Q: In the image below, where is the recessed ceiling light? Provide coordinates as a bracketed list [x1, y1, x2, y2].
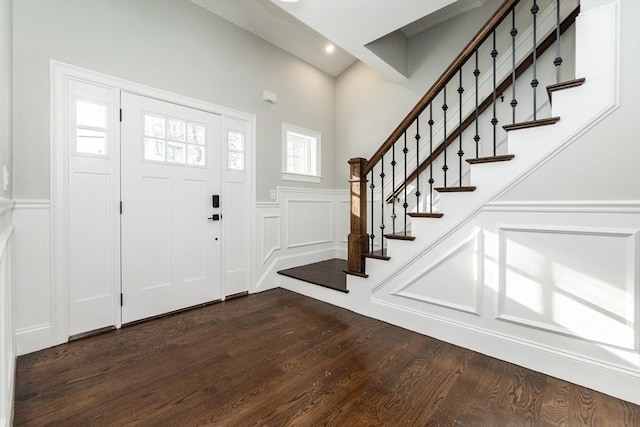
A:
[325, 44, 335, 54]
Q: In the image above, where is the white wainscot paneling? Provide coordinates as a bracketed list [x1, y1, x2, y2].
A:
[498, 225, 639, 351]
[13, 201, 52, 355]
[391, 230, 483, 315]
[222, 181, 248, 296]
[286, 200, 332, 249]
[337, 199, 350, 245]
[0, 198, 15, 427]
[262, 215, 281, 264]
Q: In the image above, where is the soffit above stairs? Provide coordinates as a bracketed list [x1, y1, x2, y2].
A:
[191, 0, 487, 81]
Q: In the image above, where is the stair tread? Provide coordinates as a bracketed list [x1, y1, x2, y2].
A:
[384, 233, 416, 241]
[547, 77, 586, 94]
[435, 186, 477, 193]
[407, 212, 444, 218]
[344, 269, 369, 278]
[503, 117, 560, 131]
[466, 154, 515, 164]
[364, 249, 390, 261]
[547, 78, 586, 104]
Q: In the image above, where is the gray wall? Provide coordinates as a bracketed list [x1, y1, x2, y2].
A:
[1, 0, 11, 199]
[12, 0, 336, 201]
[335, 2, 499, 186]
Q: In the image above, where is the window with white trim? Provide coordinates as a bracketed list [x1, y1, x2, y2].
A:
[281, 123, 321, 183]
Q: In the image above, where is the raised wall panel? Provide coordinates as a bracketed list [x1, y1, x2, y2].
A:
[140, 177, 171, 290]
[71, 172, 112, 301]
[393, 231, 483, 315]
[223, 182, 247, 295]
[287, 200, 332, 248]
[262, 215, 281, 264]
[337, 200, 350, 244]
[178, 179, 207, 283]
[498, 226, 638, 350]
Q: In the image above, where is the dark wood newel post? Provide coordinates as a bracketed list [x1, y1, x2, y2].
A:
[347, 157, 369, 274]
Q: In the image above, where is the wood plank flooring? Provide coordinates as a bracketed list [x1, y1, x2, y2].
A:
[14, 289, 639, 426]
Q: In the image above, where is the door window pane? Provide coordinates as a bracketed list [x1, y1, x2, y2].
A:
[167, 119, 186, 141]
[187, 123, 205, 145]
[144, 138, 166, 162]
[76, 100, 106, 128]
[227, 130, 245, 171]
[76, 128, 107, 155]
[187, 145, 205, 166]
[145, 114, 166, 138]
[167, 142, 186, 164]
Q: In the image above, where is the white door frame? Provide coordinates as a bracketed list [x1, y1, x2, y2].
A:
[51, 61, 256, 345]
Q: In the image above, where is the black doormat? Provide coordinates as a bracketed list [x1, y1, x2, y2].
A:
[277, 258, 348, 293]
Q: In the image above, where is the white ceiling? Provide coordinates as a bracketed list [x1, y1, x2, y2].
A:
[192, 0, 484, 81]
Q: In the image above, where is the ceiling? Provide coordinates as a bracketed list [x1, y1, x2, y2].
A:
[191, 0, 485, 81]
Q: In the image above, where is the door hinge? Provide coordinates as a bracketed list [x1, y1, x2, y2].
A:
[120, 293, 124, 306]
[120, 201, 123, 214]
[119, 109, 123, 122]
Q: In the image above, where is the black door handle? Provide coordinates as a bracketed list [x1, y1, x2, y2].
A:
[208, 214, 221, 221]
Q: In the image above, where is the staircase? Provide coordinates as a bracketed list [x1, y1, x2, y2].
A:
[346, 0, 582, 277]
[280, 0, 638, 405]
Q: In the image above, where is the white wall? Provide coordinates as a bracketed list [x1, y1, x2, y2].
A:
[12, 0, 336, 202]
[0, 0, 14, 425]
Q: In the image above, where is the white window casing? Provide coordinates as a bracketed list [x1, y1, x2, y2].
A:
[281, 123, 321, 183]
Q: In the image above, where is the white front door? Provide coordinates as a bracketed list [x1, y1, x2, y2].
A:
[121, 92, 222, 324]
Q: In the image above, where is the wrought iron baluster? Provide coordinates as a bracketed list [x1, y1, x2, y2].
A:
[391, 143, 396, 234]
[457, 69, 464, 186]
[491, 30, 498, 156]
[415, 117, 421, 212]
[428, 104, 434, 213]
[379, 154, 385, 253]
[370, 169, 375, 252]
[403, 132, 408, 235]
[532, 0, 539, 120]
[554, 0, 562, 83]
[511, 8, 518, 124]
[442, 86, 448, 187]
[474, 50, 480, 158]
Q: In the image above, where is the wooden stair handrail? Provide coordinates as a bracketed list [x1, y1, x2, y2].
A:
[384, 4, 581, 203]
[362, 0, 520, 177]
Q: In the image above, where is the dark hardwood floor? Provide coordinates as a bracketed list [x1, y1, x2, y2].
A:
[14, 289, 639, 426]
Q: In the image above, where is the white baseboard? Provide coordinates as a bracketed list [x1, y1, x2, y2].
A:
[372, 297, 640, 404]
[16, 324, 52, 355]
